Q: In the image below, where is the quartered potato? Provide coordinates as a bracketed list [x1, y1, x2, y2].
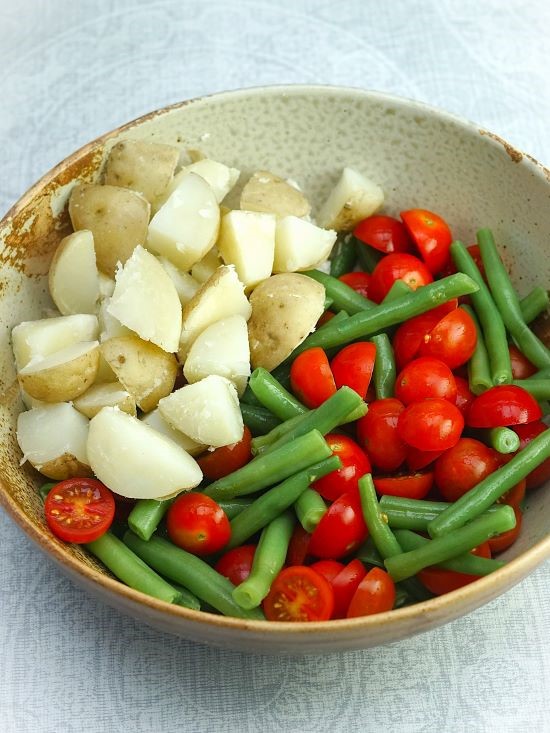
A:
[217, 210, 276, 289]
[158, 159, 240, 208]
[247, 273, 325, 371]
[98, 272, 116, 300]
[48, 230, 100, 315]
[87, 407, 202, 499]
[140, 408, 205, 457]
[273, 216, 337, 272]
[73, 381, 137, 418]
[317, 167, 384, 231]
[191, 246, 223, 284]
[107, 245, 182, 353]
[158, 257, 200, 305]
[69, 183, 150, 277]
[98, 298, 133, 342]
[12, 314, 99, 370]
[17, 403, 92, 480]
[240, 170, 311, 218]
[101, 334, 178, 412]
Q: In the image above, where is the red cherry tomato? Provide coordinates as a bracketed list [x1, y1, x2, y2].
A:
[406, 447, 445, 471]
[398, 398, 464, 451]
[497, 478, 526, 509]
[392, 301, 458, 369]
[197, 426, 252, 480]
[286, 525, 312, 566]
[467, 244, 486, 280]
[166, 493, 231, 556]
[488, 507, 522, 554]
[368, 253, 434, 303]
[400, 209, 453, 274]
[308, 492, 368, 559]
[317, 310, 335, 328]
[373, 472, 434, 500]
[290, 347, 337, 408]
[44, 478, 115, 544]
[346, 567, 396, 618]
[313, 434, 371, 502]
[309, 559, 345, 584]
[418, 308, 477, 369]
[509, 345, 537, 379]
[331, 559, 367, 618]
[356, 398, 408, 472]
[433, 438, 501, 502]
[263, 566, 334, 621]
[512, 422, 550, 489]
[454, 376, 475, 417]
[419, 542, 491, 595]
[330, 341, 376, 399]
[353, 215, 413, 254]
[338, 271, 371, 299]
[395, 357, 457, 405]
[215, 545, 256, 586]
[467, 385, 542, 428]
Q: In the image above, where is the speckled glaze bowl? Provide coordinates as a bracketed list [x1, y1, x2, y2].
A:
[1, 86, 549, 654]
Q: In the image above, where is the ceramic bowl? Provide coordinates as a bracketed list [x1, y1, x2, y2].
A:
[1, 86, 549, 654]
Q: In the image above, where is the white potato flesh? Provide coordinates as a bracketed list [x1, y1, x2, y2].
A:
[73, 381, 137, 418]
[317, 167, 384, 231]
[108, 245, 182, 353]
[159, 375, 243, 448]
[98, 298, 133, 342]
[217, 210, 276, 290]
[17, 403, 92, 480]
[98, 272, 115, 300]
[191, 246, 223, 284]
[48, 230, 100, 315]
[12, 314, 98, 370]
[18, 341, 100, 402]
[178, 265, 251, 361]
[87, 407, 202, 499]
[240, 170, 311, 218]
[141, 408, 205, 457]
[20, 389, 47, 410]
[158, 257, 200, 305]
[273, 216, 337, 272]
[104, 139, 179, 205]
[147, 172, 220, 271]
[184, 315, 250, 396]
[159, 159, 240, 208]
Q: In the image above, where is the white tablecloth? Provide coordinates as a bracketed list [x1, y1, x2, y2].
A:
[1, 2, 549, 731]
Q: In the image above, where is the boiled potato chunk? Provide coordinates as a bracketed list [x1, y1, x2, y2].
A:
[178, 265, 251, 361]
[184, 315, 250, 396]
[101, 334, 178, 412]
[191, 246, 223, 284]
[18, 341, 100, 402]
[87, 407, 202, 499]
[158, 257, 200, 305]
[73, 381, 136, 418]
[12, 314, 98, 370]
[107, 245, 182, 353]
[273, 216, 337, 272]
[159, 159, 240, 207]
[317, 167, 384, 231]
[147, 172, 220, 271]
[48, 230, 100, 315]
[217, 210, 276, 289]
[98, 272, 115, 300]
[98, 298, 132, 342]
[240, 170, 311, 218]
[159, 375, 243, 448]
[104, 139, 179, 205]
[141, 408, 205, 457]
[17, 403, 92, 480]
[69, 183, 150, 277]
[248, 273, 325, 370]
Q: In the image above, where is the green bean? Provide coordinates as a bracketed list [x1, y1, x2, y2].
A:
[226, 456, 341, 549]
[170, 583, 202, 611]
[512, 379, 550, 401]
[462, 305, 493, 395]
[483, 427, 521, 454]
[38, 482, 57, 502]
[232, 512, 294, 609]
[386, 505, 516, 581]
[295, 489, 327, 533]
[248, 368, 307, 421]
[520, 286, 549, 324]
[240, 384, 263, 407]
[303, 269, 376, 314]
[392, 530, 505, 576]
[216, 497, 254, 520]
[355, 536, 385, 567]
[330, 235, 358, 278]
[123, 532, 265, 620]
[240, 402, 281, 436]
[324, 296, 334, 311]
[379, 495, 499, 532]
[526, 367, 550, 380]
[429, 428, 550, 537]
[382, 280, 413, 303]
[251, 413, 306, 454]
[371, 333, 396, 399]
[128, 498, 174, 541]
[355, 238, 383, 272]
[477, 228, 550, 369]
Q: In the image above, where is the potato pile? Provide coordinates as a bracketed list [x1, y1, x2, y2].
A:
[14, 139, 383, 499]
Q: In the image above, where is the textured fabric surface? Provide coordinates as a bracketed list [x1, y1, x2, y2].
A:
[1, 1, 550, 731]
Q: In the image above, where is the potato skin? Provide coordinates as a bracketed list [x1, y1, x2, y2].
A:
[18, 345, 100, 402]
[104, 140, 179, 204]
[38, 454, 93, 481]
[240, 170, 311, 218]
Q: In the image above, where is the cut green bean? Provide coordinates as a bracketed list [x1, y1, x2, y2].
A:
[216, 497, 254, 520]
[249, 368, 307, 421]
[294, 489, 327, 533]
[387, 506, 515, 581]
[324, 296, 334, 311]
[38, 482, 57, 502]
[356, 536, 385, 567]
[123, 532, 265, 620]
[371, 333, 396, 399]
[240, 402, 281, 436]
[520, 286, 549, 324]
[355, 238, 383, 272]
[226, 456, 341, 549]
[429, 428, 550, 537]
[240, 384, 263, 407]
[379, 495, 499, 532]
[483, 426, 521, 454]
[232, 512, 295, 609]
[251, 413, 306, 454]
[303, 269, 376, 314]
[462, 305, 493, 395]
[512, 379, 550, 401]
[382, 280, 413, 303]
[128, 498, 174, 541]
[526, 367, 550, 380]
[330, 235, 357, 278]
[170, 583, 202, 611]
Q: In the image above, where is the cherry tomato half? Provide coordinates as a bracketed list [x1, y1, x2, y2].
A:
[338, 271, 371, 299]
[215, 545, 256, 586]
[395, 357, 457, 405]
[511, 421, 550, 489]
[309, 559, 346, 584]
[392, 301, 458, 370]
[346, 567, 396, 618]
[398, 398, 464, 451]
[330, 341, 376, 399]
[418, 307, 477, 369]
[356, 398, 408, 472]
[308, 492, 368, 559]
[197, 426, 252, 480]
[467, 385, 542, 428]
[331, 559, 367, 618]
[167, 493, 231, 556]
[419, 542, 491, 595]
[454, 376, 475, 417]
[373, 472, 434, 500]
[406, 447, 445, 471]
[433, 438, 500, 502]
[263, 566, 334, 622]
[509, 344, 537, 380]
[353, 215, 413, 254]
[488, 507, 522, 554]
[44, 478, 115, 544]
[400, 208, 453, 275]
[290, 347, 336, 408]
[368, 253, 434, 303]
[313, 434, 371, 502]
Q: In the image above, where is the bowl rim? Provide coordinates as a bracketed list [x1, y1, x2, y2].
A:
[1, 83, 549, 637]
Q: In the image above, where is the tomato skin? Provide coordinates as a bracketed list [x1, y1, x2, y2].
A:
[454, 376, 475, 417]
[497, 478, 526, 509]
[338, 271, 371, 299]
[395, 356, 457, 406]
[406, 447, 444, 471]
[308, 492, 368, 559]
[398, 398, 464, 451]
[467, 385, 542, 428]
[433, 438, 500, 502]
[419, 542, 491, 595]
[356, 398, 408, 472]
[400, 209, 453, 275]
[215, 545, 256, 586]
[392, 301, 458, 369]
[331, 559, 367, 618]
[309, 559, 345, 584]
[488, 507, 522, 554]
[197, 426, 252, 480]
[290, 347, 337, 408]
[509, 345, 537, 379]
[286, 525, 312, 566]
[317, 310, 335, 328]
[44, 478, 115, 544]
[353, 215, 413, 254]
[368, 253, 434, 303]
[373, 472, 434, 500]
[330, 342, 376, 399]
[263, 566, 334, 622]
[167, 493, 231, 556]
[512, 422, 550, 489]
[346, 567, 396, 618]
[313, 434, 371, 502]
[418, 308, 477, 369]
